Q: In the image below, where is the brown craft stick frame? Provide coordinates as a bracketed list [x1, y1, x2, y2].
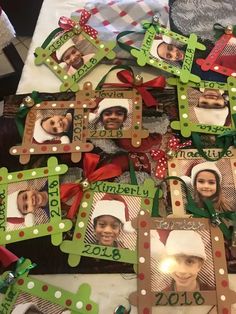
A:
[129, 212, 236, 313]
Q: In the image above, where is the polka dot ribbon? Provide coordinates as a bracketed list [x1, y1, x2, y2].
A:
[150, 136, 192, 179]
[58, 9, 98, 39]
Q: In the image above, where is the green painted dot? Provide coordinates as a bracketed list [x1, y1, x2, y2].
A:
[183, 123, 188, 127]
[232, 96, 236, 100]
[134, 125, 139, 129]
[180, 105, 185, 109]
[180, 87, 184, 91]
[135, 106, 140, 110]
[85, 93, 90, 96]
[229, 82, 234, 86]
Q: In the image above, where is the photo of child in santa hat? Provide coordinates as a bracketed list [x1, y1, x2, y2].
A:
[90, 194, 135, 248]
[89, 98, 131, 130]
[33, 110, 73, 144]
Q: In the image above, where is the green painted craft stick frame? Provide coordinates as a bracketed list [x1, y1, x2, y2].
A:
[60, 179, 157, 267]
[0, 259, 99, 314]
[130, 20, 205, 84]
[34, 25, 116, 92]
[0, 157, 72, 246]
[168, 76, 236, 137]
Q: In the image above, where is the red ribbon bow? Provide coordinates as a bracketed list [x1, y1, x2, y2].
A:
[60, 153, 122, 219]
[150, 136, 192, 179]
[0, 246, 18, 268]
[59, 9, 98, 39]
[103, 69, 166, 107]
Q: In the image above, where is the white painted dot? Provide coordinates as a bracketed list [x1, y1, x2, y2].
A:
[83, 104, 87, 108]
[46, 58, 50, 62]
[214, 66, 219, 70]
[219, 268, 225, 275]
[53, 66, 58, 70]
[7, 175, 13, 180]
[144, 232, 148, 236]
[139, 257, 145, 263]
[52, 147, 57, 152]
[31, 171, 36, 176]
[12, 149, 17, 154]
[36, 104, 41, 108]
[52, 103, 57, 107]
[231, 72, 236, 77]
[63, 75, 68, 80]
[84, 115, 87, 119]
[33, 229, 39, 235]
[150, 59, 154, 64]
[81, 202, 88, 208]
[55, 166, 61, 172]
[171, 171, 177, 176]
[140, 210, 145, 215]
[78, 222, 85, 228]
[214, 236, 219, 241]
[176, 70, 180, 74]
[137, 141, 140, 145]
[141, 289, 146, 295]
[231, 87, 236, 92]
[100, 44, 105, 48]
[173, 190, 180, 196]
[5, 234, 11, 241]
[29, 148, 35, 153]
[134, 101, 138, 105]
[76, 301, 83, 309]
[233, 106, 236, 111]
[182, 113, 188, 118]
[137, 121, 140, 124]
[27, 282, 35, 289]
[59, 223, 65, 229]
[55, 291, 62, 298]
[220, 295, 226, 301]
[181, 95, 186, 100]
[69, 103, 74, 107]
[87, 82, 91, 86]
[75, 146, 81, 150]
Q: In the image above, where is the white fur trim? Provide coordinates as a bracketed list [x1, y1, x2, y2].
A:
[180, 175, 192, 186]
[0, 10, 15, 50]
[7, 191, 23, 218]
[97, 98, 130, 116]
[33, 118, 55, 143]
[11, 302, 39, 314]
[83, 53, 95, 63]
[194, 106, 229, 126]
[166, 230, 206, 260]
[56, 38, 75, 61]
[150, 230, 166, 259]
[24, 213, 34, 227]
[60, 135, 70, 144]
[191, 162, 222, 186]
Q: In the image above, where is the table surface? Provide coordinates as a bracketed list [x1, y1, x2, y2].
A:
[15, 0, 236, 313]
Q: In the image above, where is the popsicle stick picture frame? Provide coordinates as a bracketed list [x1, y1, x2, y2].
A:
[0, 157, 72, 246]
[34, 11, 116, 92]
[196, 29, 236, 78]
[10, 83, 96, 165]
[0, 259, 99, 314]
[60, 179, 157, 267]
[129, 213, 236, 313]
[130, 18, 206, 84]
[168, 76, 236, 137]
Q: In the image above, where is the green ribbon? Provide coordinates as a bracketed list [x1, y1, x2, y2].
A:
[165, 176, 235, 240]
[0, 257, 37, 293]
[128, 158, 138, 186]
[116, 30, 145, 54]
[213, 23, 236, 40]
[142, 21, 161, 34]
[152, 188, 160, 217]
[15, 91, 42, 138]
[41, 27, 63, 49]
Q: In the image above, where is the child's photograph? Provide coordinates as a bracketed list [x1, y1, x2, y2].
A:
[11, 291, 70, 314]
[186, 86, 231, 127]
[149, 35, 185, 69]
[6, 178, 50, 231]
[55, 33, 97, 75]
[88, 98, 133, 131]
[150, 228, 215, 292]
[84, 192, 140, 250]
[32, 109, 74, 144]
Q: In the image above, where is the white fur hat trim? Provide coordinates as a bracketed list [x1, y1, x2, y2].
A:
[91, 199, 135, 233]
[150, 230, 166, 259]
[150, 35, 172, 60]
[194, 106, 229, 126]
[166, 230, 206, 260]
[191, 162, 222, 186]
[7, 191, 23, 218]
[56, 38, 75, 61]
[11, 302, 39, 314]
[33, 118, 55, 143]
[97, 98, 130, 116]
[0, 10, 15, 50]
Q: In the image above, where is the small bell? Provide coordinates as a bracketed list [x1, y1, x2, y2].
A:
[166, 149, 176, 159]
[80, 178, 90, 191]
[152, 14, 160, 25]
[134, 74, 143, 86]
[23, 96, 35, 108]
[225, 25, 233, 34]
[4, 272, 15, 285]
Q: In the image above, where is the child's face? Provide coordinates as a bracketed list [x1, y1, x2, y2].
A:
[198, 88, 225, 109]
[101, 106, 126, 130]
[195, 170, 217, 198]
[62, 46, 83, 69]
[157, 43, 185, 61]
[17, 190, 48, 215]
[42, 114, 71, 135]
[170, 255, 203, 290]
[94, 215, 121, 246]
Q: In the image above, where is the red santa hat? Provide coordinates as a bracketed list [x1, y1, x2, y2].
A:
[11, 303, 39, 314]
[91, 194, 135, 233]
[150, 35, 172, 60]
[56, 38, 75, 61]
[165, 230, 206, 260]
[97, 98, 130, 116]
[7, 191, 34, 227]
[194, 106, 229, 126]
